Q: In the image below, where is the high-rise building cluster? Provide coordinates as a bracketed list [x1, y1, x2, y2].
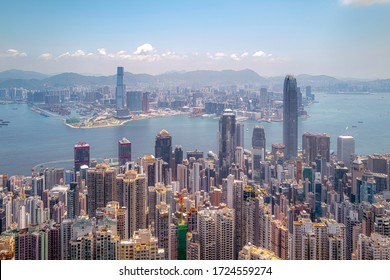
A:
[1, 74, 389, 261]
[115, 66, 150, 118]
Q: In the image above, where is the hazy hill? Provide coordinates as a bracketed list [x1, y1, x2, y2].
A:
[0, 69, 49, 82]
[0, 79, 44, 90]
[156, 69, 268, 85]
[0, 69, 268, 89]
[43, 73, 114, 87]
[1, 69, 389, 91]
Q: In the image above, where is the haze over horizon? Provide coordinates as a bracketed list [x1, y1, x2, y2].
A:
[1, 0, 390, 79]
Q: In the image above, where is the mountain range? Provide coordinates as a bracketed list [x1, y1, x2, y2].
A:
[0, 69, 389, 91]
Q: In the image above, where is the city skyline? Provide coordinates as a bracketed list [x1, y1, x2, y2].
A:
[1, 0, 390, 264]
[2, 77, 390, 260]
[1, 0, 390, 78]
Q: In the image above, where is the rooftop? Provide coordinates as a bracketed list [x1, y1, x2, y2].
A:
[158, 129, 170, 136]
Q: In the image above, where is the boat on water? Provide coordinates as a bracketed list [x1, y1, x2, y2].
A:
[352, 125, 357, 128]
[358, 121, 363, 123]
[40, 112, 50, 117]
[258, 119, 272, 123]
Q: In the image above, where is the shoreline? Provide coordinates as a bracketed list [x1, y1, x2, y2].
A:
[64, 111, 189, 129]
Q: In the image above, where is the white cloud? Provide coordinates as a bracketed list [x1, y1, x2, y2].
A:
[206, 52, 214, 59]
[97, 48, 107, 56]
[57, 52, 70, 59]
[253, 50, 272, 58]
[230, 54, 240, 61]
[0, 49, 27, 57]
[73, 50, 86, 57]
[57, 49, 91, 59]
[205, 50, 276, 61]
[206, 52, 230, 60]
[340, 0, 390, 5]
[215, 52, 227, 58]
[161, 51, 187, 60]
[229, 52, 250, 61]
[133, 43, 154, 56]
[38, 53, 53, 60]
[44, 45, 282, 66]
[116, 50, 132, 59]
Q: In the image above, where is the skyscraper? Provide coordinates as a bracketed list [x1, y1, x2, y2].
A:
[74, 142, 90, 174]
[123, 170, 147, 235]
[219, 109, 236, 181]
[173, 145, 183, 180]
[198, 209, 216, 260]
[215, 207, 235, 260]
[142, 92, 150, 113]
[155, 129, 172, 168]
[118, 138, 132, 165]
[15, 228, 45, 260]
[127, 91, 143, 113]
[302, 132, 330, 165]
[357, 233, 390, 260]
[115, 67, 129, 118]
[259, 88, 269, 109]
[337, 136, 355, 167]
[119, 229, 165, 260]
[236, 122, 244, 148]
[239, 244, 281, 260]
[252, 126, 266, 150]
[252, 126, 266, 183]
[283, 75, 298, 160]
[116, 66, 125, 110]
[48, 224, 61, 260]
[155, 202, 171, 260]
[86, 164, 117, 217]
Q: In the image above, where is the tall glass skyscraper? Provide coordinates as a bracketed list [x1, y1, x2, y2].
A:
[235, 122, 244, 147]
[252, 126, 266, 183]
[127, 91, 143, 113]
[118, 138, 131, 165]
[74, 142, 90, 173]
[252, 126, 266, 150]
[283, 75, 298, 160]
[116, 67, 125, 110]
[218, 109, 236, 181]
[155, 129, 173, 168]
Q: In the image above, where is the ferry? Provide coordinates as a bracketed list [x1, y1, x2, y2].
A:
[258, 119, 271, 123]
[40, 112, 50, 117]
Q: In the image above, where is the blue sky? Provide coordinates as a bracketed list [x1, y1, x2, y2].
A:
[1, 0, 390, 78]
